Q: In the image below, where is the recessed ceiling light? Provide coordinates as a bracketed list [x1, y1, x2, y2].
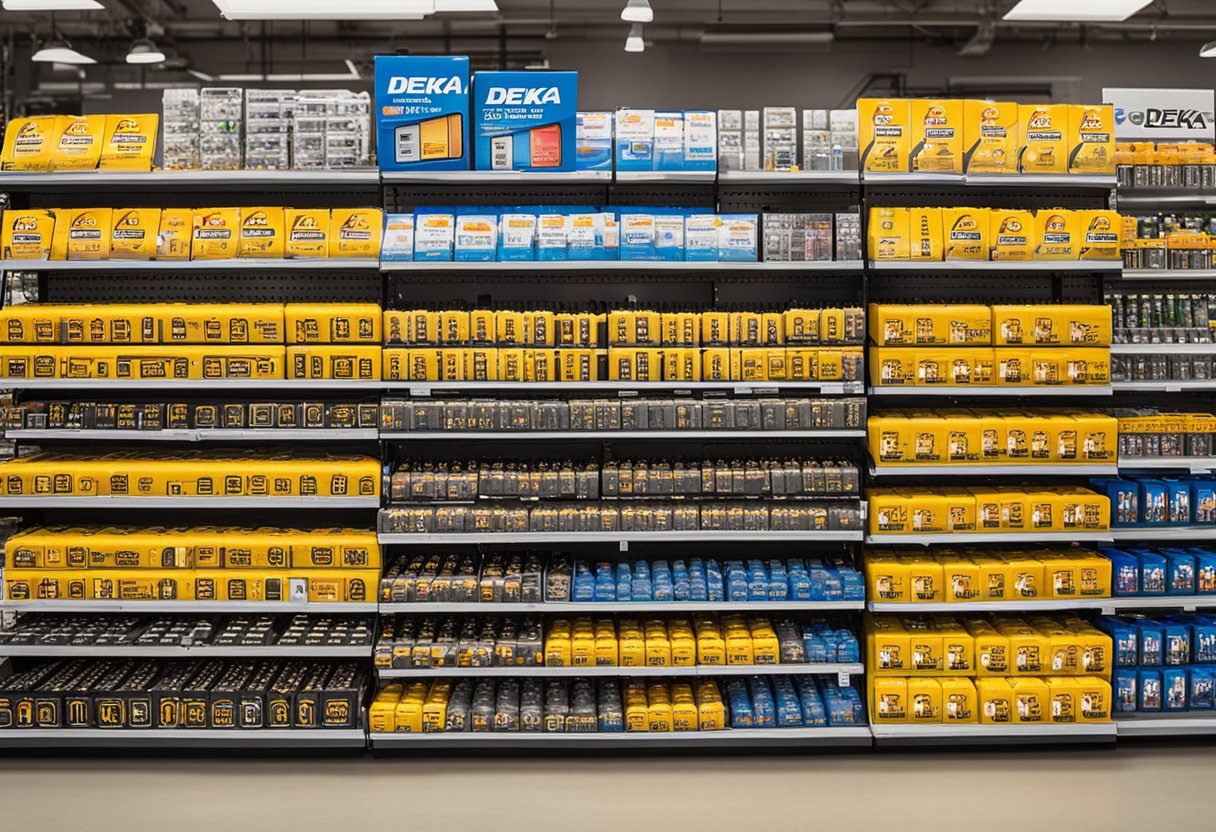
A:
[210, 0, 432, 20]
[621, 0, 652, 23]
[31, 39, 96, 63]
[1003, 0, 1153, 22]
[625, 22, 644, 52]
[2, 0, 102, 9]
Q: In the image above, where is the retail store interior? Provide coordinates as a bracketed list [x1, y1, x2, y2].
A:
[4, 0, 1216, 829]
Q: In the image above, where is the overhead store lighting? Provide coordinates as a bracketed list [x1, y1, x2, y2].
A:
[1003, 0, 1153, 22]
[210, 0, 431, 20]
[2, 0, 102, 9]
[625, 22, 644, 52]
[31, 37, 95, 64]
[434, 0, 497, 9]
[126, 37, 165, 64]
[621, 0, 652, 24]
[958, 21, 996, 57]
[1201, 41, 1216, 57]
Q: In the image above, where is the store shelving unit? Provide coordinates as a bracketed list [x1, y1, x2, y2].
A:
[1109, 527, 1216, 541]
[4, 428, 380, 442]
[867, 260, 1122, 272]
[382, 430, 867, 442]
[0, 729, 368, 750]
[0, 259, 379, 272]
[378, 601, 864, 614]
[370, 726, 873, 749]
[871, 464, 1118, 477]
[0, 496, 379, 508]
[868, 386, 1114, 397]
[864, 532, 1114, 545]
[382, 260, 862, 272]
[376, 664, 864, 679]
[867, 597, 1216, 613]
[0, 379, 387, 391]
[870, 724, 1117, 746]
[1110, 343, 1216, 354]
[1120, 269, 1216, 281]
[0, 169, 382, 189]
[1116, 716, 1216, 737]
[0, 600, 378, 613]
[0, 644, 371, 657]
[1118, 458, 1216, 473]
[378, 531, 864, 545]
[388, 381, 864, 395]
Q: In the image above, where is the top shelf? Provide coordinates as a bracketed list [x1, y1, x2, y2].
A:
[862, 172, 1116, 189]
[0, 169, 382, 190]
[382, 170, 613, 184]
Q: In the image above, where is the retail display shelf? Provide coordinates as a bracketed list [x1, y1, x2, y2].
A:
[381, 170, 612, 184]
[867, 260, 1122, 272]
[867, 597, 1216, 613]
[0, 644, 370, 658]
[0, 600, 378, 613]
[1118, 457, 1216, 473]
[0, 258, 379, 271]
[0, 379, 387, 392]
[0, 729, 368, 749]
[1111, 343, 1216, 354]
[871, 463, 1117, 477]
[376, 663, 863, 679]
[378, 530, 864, 545]
[862, 172, 1115, 188]
[1116, 715, 1216, 737]
[1113, 381, 1216, 392]
[0, 496, 379, 508]
[865, 532, 1114, 545]
[613, 170, 717, 184]
[378, 601, 865, 614]
[0, 169, 381, 188]
[390, 381, 863, 396]
[1120, 269, 1216, 281]
[369, 726, 873, 749]
[5, 428, 380, 442]
[380, 430, 866, 441]
[870, 723, 1117, 745]
[868, 386, 1114, 398]
[380, 260, 862, 272]
[1115, 193, 1216, 209]
[717, 170, 860, 184]
[1110, 527, 1216, 542]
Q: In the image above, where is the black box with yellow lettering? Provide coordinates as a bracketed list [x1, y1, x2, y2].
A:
[209, 663, 257, 729]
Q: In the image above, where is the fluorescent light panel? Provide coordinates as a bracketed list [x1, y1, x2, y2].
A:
[211, 0, 432, 19]
[31, 44, 96, 63]
[1003, 0, 1153, 22]
[621, 0, 652, 23]
[434, 0, 497, 10]
[3, 0, 102, 9]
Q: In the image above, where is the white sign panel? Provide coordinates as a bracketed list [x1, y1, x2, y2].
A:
[1103, 87, 1216, 141]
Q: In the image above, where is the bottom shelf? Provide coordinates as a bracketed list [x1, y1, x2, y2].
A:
[1115, 715, 1216, 737]
[370, 726, 872, 749]
[871, 723, 1117, 746]
[0, 728, 367, 749]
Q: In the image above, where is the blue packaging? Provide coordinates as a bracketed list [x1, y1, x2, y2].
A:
[1139, 550, 1167, 594]
[1114, 668, 1138, 712]
[654, 111, 686, 171]
[575, 112, 613, 171]
[1140, 479, 1168, 524]
[1194, 548, 1216, 593]
[1099, 478, 1139, 526]
[749, 678, 776, 727]
[1101, 617, 1139, 667]
[1194, 480, 1216, 523]
[1139, 620, 1164, 665]
[566, 212, 606, 261]
[1102, 548, 1140, 595]
[535, 212, 568, 261]
[615, 561, 632, 598]
[683, 111, 718, 171]
[1164, 620, 1192, 665]
[1138, 669, 1163, 710]
[594, 562, 615, 601]
[1190, 666, 1216, 708]
[726, 680, 753, 727]
[472, 71, 577, 172]
[795, 677, 828, 726]
[619, 212, 656, 260]
[615, 109, 655, 171]
[1164, 667, 1189, 710]
[717, 214, 759, 262]
[1165, 479, 1193, 524]
[1195, 617, 1216, 662]
[453, 212, 498, 262]
[1166, 549, 1197, 594]
[497, 211, 537, 261]
[684, 214, 720, 261]
[653, 212, 685, 261]
[706, 559, 724, 601]
[374, 55, 470, 172]
[572, 561, 594, 601]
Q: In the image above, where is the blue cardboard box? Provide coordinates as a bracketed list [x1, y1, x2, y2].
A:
[472, 71, 577, 172]
[374, 55, 470, 172]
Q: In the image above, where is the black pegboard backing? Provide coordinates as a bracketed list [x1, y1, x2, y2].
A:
[718, 185, 861, 214]
[860, 185, 1112, 211]
[42, 271, 383, 304]
[1060, 275, 1106, 304]
[1106, 275, 1216, 292]
[16, 190, 381, 211]
[384, 184, 609, 212]
[714, 273, 864, 306]
[608, 183, 716, 209]
[867, 272, 1057, 304]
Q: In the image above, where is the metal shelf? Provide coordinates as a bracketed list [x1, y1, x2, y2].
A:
[381, 430, 866, 442]
[868, 385, 1113, 398]
[0, 496, 378, 508]
[868, 260, 1122, 272]
[865, 532, 1114, 545]
[381, 170, 612, 184]
[1120, 269, 1216, 281]
[1113, 381, 1216, 392]
[1110, 527, 1216, 542]
[376, 663, 862, 679]
[378, 530, 863, 545]
[717, 171, 859, 185]
[1116, 193, 1216, 209]
[1119, 457, 1216, 474]
[0, 600, 377, 613]
[614, 171, 717, 184]
[1116, 715, 1216, 737]
[379, 601, 864, 614]
[1111, 343, 1216, 355]
[862, 172, 1116, 189]
[869, 599, 1122, 613]
[0, 644, 370, 658]
[0, 169, 381, 188]
[381, 260, 861, 272]
[370, 726, 872, 749]
[0, 379, 386, 391]
[392, 381, 863, 396]
[0, 728, 367, 749]
[1, 258, 378, 271]
[871, 463, 1117, 477]
[861, 172, 965, 185]
[871, 723, 1116, 745]
[5, 428, 380, 442]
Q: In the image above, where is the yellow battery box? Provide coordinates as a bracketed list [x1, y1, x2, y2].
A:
[870, 347, 915, 386]
[943, 207, 988, 260]
[867, 206, 909, 260]
[156, 209, 192, 260]
[945, 557, 982, 603]
[109, 208, 161, 260]
[970, 622, 1010, 675]
[285, 209, 330, 258]
[910, 99, 963, 174]
[1019, 104, 1069, 174]
[99, 114, 158, 171]
[869, 489, 911, 534]
[908, 558, 944, 601]
[191, 208, 240, 259]
[909, 207, 944, 260]
[1, 116, 62, 171]
[157, 304, 284, 344]
[977, 677, 1014, 723]
[2, 209, 55, 260]
[859, 98, 911, 172]
[329, 208, 383, 258]
[1073, 676, 1112, 721]
[870, 677, 909, 723]
[1078, 210, 1121, 261]
[908, 677, 943, 722]
[662, 347, 701, 382]
[1034, 209, 1079, 259]
[49, 115, 106, 171]
[1068, 104, 1115, 174]
[237, 207, 286, 258]
[963, 99, 1019, 174]
[942, 677, 978, 723]
[51, 208, 112, 260]
[287, 303, 381, 344]
[989, 209, 1035, 260]
[1009, 677, 1049, 722]
[866, 555, 909, 604]
[868, 414, 910, 463]
[287, 345, 380, 380]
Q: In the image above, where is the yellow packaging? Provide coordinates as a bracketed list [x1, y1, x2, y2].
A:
[285, 209, 330, 258]
[871, 348, 915, 386]
[1068, 104, 1115, 174]
[906, 414, 946, 462]
[368, 689, 400, 733]
[867, 304, 991, 346]
[944, 557, 982, 603]
[1009, 677, 1049, 723]
[907, 677, 943, 722]
[48, 208, 112, 261]
[157, 304, 283, 344]
[0, 116, 62, 171]
[869, 489, 911, 534]
[1072, 676, 1112, 722]
[237, 207, 285, 258]
[288, 345, 380, 380]
[671, 698, 698, 731]
[287, 304, 381, 344]
[647, 700, 674, 733]
[859, 98, 911, 173]
[963, 99, 1019, 174]
[191, 208, 240, 260]
[91, 570, 192, 601]
[2, 210, 55, 260]
[870, 677, 909, 723]
[977, 677, 1014, 724]
[522, 311, 556, 346]
[1006, 556, 1044, 600]
[696, 698, 725, 731]
[970, 622, 1010, 675]
[867, 557, 910, 605]
[910, 99, 963, 174]
[1034, 209, 1079, 260]
[867, 206, 909, 260]
[1076, 553, 1112, 598]
[943, 207, 988, 260]
[869, 415, 910, 464]
[915, 351, 950, 386]
[49, 115, 106, 171]
[156, 209, 192, 260]
[695, 630, 726, 667]
[908, 558, 944, 601]
[608, 347, 660, 382]
[4, 570, 87, 601]
[909, 207, 944, 260]
[329, 208, 383, 258]
[1019, 104, 1069, 174]
[946, 411, 985, 462]
[989, 209, 1035, 260]
[662, 347, 701, 382]
[997, 349, 1030, 385]
[109, 208, 161, 260]
[941, 677, 978, 723]
[99, 114, 158, 171]
[1066, 348, 1111, 386]
[1077, 210, 1121, 261]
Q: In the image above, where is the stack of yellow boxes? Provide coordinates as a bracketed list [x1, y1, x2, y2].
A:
[624, 680, 725, 731]
[867, 487, 1110, 536]
[866, 614, 1113, 725]
[382, 307, 864, 384]
[0, 114, 159, 172]
[864, 548, 1112, 604]
[286, 303, 382, 381]
[2, 526, 380, 603]
[0, 206, 383, 261]
[539, 615, 781, 668]
[857, 99, 1115, 176]
[868, 303, 1112, 388]
[868, 410, 1118, 466]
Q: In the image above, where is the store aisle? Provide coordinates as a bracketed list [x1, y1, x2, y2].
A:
[1, 745, 1210, 832]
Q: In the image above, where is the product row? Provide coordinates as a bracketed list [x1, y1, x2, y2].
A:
[4, 570, 376, 604]
[2, 207, 382, 261]
[1104, 547, 1216, 597]
[864, 549, 1112, 604]
[1116, 410, 1216, 460]
[869, 675, 1112, 724]
[867, 487, 1110, 535]
[4, 400, 381, 432]
[1116, 142, 1216, 191]
[717, 107, 857, 172]
[0, 452, 380, 498]
[867, 207, 1119, 262]
[1111, 352, 1216, 384]
[387, 458, 860, 502]
[378, 502, 862, 535]
[869, 304, 1111, 347]
[0, 614, 376, 648]
[373, 614, 859, 669]
[0, 659, 366, 729]
[870, 348, 1111, 388]
[378, 553, 865, 604]
[1095, 476, 1216, 527]
[1107, 292, 1216, 343]
[1099, 615, 1216, 668]
[379, 397, 865, 434]
[1120, 233, 1216, 272]
[1, 114, 159, 172]
[1114, 666, 1216, 713]
[369, 676, 867, 733]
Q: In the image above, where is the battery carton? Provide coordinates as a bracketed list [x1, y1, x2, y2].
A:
[1068, 104, 1115, 174]
[191, 207, 240, 260]
[472, 71, 576, 172]
[51, 208, 112, 261]
[988, 209, 1035, 260]
[375, 55, 470, 172]
[942, 207, 987, 260]
[616, 109, 655, 171]
[156, 209, 192, 260]
[1018, 104, 1068, 174]
[2, 209, 55, 260]
[1078, 209, 1121, 261]
[0, 116, 63, 171]
[330, 208, 383, 258]
[237, 207, 285, 258]
[910, 99, 963, 174]
[285, 209, 330, 258]
[963, 99, 1019, 174]
[858, 98, 910, 173]
[110, 208, 161, 260]
[98, 114, 158, 171]
[49, 115, 106, 171]
[576, 111, 613, 171]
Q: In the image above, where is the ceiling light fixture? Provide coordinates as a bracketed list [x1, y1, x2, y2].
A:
[31, 38, 95, 64]
[621, 0, 652, 23]
[434, 0, 497, 10]
[1003, 0, 1153, 22]
[126, 37, 165, 64]
[2, 0, 102, 9]
[210, 0, 432, 20]
[625, 22, 644, 52]
[1201, 41, 1216, 58]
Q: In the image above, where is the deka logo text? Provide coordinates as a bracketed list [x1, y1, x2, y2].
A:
[386, 76, 465, 95]
[485, 87, 562, 105]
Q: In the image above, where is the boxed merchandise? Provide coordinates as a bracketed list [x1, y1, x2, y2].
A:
[288, 345, 381, 380]
[0, 116, 62, 171]
[99, 114, 158, 171]
[454, 214, 498, 261]
[963, 99, 1019, 174]
[381, 214, 415, 262]
[156, 209, 192, 260]
[1019, 104, 1068, 174]
[576, 112, 614, 171]
[858, 98, 910, 173]
[287, 304, 380, 344]
[1078, 210, 1121, 261]
[109, 208, 161, 260]
[49, 116, 106, 171]
[191, 208, 240, 260]
[1068, 104, 1115, 174]
[236, 207, 285, 258]
[329, 208, 383, 258]
[50, 208, 112, 261]
[910, 99, 963, 174]
[285, 209, 331, 258]
[988, 209, 1035, 260]
[942, 207, 988, 260]
[414, 212, 456, 261]
[472, 71, 576, 171]
[615, 109, 655, 170]
[2, 210, 55, 260]
[374, 55, 469, 172]
[1034, 210, 1079, 260]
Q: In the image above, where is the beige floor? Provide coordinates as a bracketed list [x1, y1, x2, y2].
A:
[1, 745, 1213, 831]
